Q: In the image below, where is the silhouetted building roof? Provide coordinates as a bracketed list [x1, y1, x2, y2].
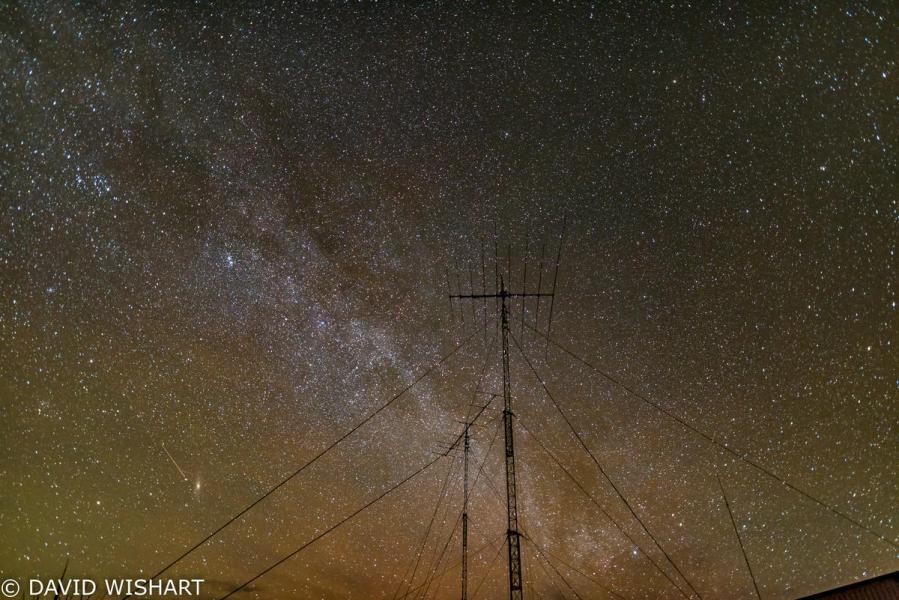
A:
[799, 571, 898, 599]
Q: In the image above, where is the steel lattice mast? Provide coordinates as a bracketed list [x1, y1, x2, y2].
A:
[450, 276, 553, 600]
[499, 281, 523, 599]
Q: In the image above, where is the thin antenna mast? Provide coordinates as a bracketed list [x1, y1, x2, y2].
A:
[461, 421, 470, 600]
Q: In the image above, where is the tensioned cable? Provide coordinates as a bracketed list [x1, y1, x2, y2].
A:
[391, 456, 459, 600]
[524, 321, 899, 550]
[222, 380, 502, 600]
[474, 457, 508, 509]
[419, 337, 500, 600]
[399, 533, 506, 600]
[717, 474, 762, 600]
[398, 407, 504, 600]
[396, 405, 503, 600]
[521, 532, 540, 600]
[528, 539, 571, 600]
[518, 505, 624, 600]
[395, 330, 499, 600]
[519, 418, 666, 600]
[511, 331, 701, 600]
[530, 540, 585, 600]
[417, 466, 466, 600]
[464, 411, 507, 526]
[470, 536, 504, 600]
[520, 527, 627, 600]
[124, 330, 479, 599]
[218, 454, 445, 600]
[416, 421, 498, 600]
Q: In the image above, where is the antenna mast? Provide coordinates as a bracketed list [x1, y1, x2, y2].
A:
[499, 277, 524, 599]
[461, 421, 470, 600]
[450, 273, 553, 600]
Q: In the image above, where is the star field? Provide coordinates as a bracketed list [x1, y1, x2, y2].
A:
[0, 3, 896, 599]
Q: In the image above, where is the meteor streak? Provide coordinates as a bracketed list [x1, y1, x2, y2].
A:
[162, 444, 188, 481]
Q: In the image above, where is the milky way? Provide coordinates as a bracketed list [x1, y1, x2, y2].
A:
[1, 3, 896, 599]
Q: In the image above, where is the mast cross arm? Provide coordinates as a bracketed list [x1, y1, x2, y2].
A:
[449, 293, 554, 299]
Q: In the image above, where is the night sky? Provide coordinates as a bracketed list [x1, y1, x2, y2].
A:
[1, 3, 897, 599]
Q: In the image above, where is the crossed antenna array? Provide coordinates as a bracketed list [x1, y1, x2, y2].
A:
[444, 216, 567, 350]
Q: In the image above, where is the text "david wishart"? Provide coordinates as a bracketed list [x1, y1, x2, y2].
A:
[29, 578, 204, 597]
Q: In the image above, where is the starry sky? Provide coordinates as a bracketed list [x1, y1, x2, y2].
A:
[1, 2, 897, 599]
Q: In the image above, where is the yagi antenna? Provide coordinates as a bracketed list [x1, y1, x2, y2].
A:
[448, 233, 557, 600]
[442, 221, 566, 600]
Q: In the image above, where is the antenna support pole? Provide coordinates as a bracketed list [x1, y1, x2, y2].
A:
[450, 275, 551, 600]
[462, 421, 470, 600]
[500, 278, 524, 600]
